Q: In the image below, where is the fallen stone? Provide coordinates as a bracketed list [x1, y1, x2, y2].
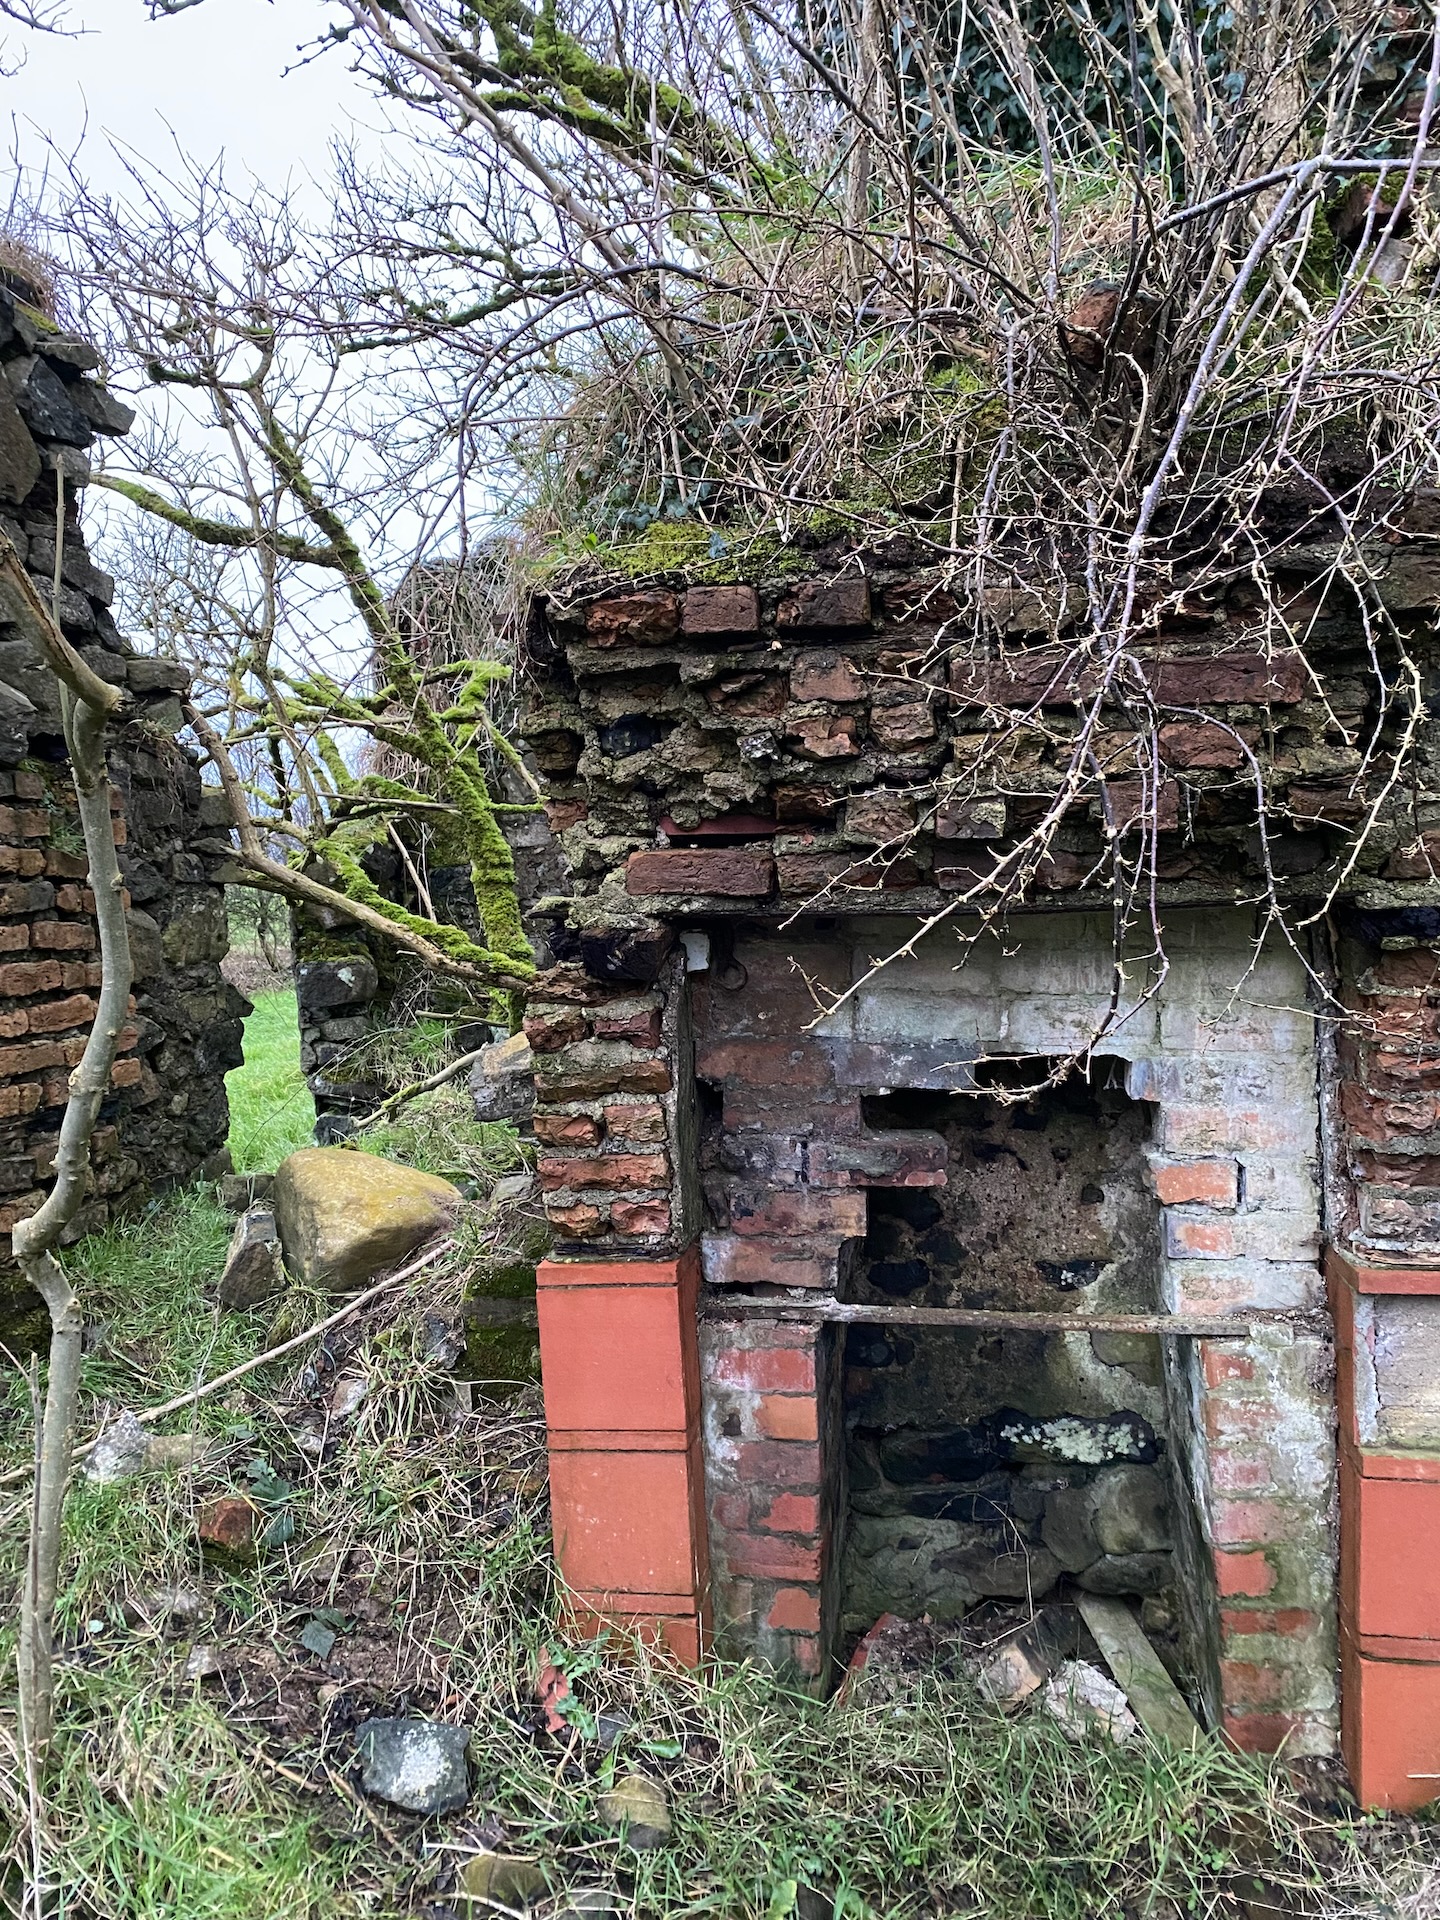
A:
[1041, 1660, 1137, 1744]
[975, 1638, 1049, 1712]
[144, 1431, 213, 1473]
[355, 1717, 470, 1814]
[272, 1147, 462, 1291]
[456, 1854, 548, 1908]
[183, 1644, 223, 1680]
[597, 1772, 670, 1848]
[220, 1172, 275, 1214]
[556, 1894, 621, 1917]
[1090, 1464, 1171, 1556]
[123, 1581, 206, 1635]
[216, 1206, 285, 1310]
[196, 1495, 259, 1567]
[84, 1409, 151, 1484]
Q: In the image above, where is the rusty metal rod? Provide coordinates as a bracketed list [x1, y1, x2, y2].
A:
[710, 1300, 1250, 1337]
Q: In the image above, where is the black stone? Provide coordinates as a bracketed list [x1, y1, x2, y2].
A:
[869, 1187, 944, 1230]
[0, 381, 40, 506]
[599, 713, 670, 757]
[9, 358, 94, 447]
[1035, 1257, 1106, 1291]
[579, 922, 674, 982]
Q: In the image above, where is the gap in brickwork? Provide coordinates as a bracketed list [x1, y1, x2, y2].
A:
[840, 1070, 1188, 1678]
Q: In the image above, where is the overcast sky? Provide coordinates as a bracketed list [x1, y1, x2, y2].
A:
[9, 0, 384, 202]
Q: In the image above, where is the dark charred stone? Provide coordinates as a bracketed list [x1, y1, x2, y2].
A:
[579, 922, 675, 982]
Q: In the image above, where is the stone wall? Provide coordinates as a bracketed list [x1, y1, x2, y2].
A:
[0, 284, 245, 1337]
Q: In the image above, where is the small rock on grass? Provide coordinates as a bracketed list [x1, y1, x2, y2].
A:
[356, 1717, 471, 1814]
[85, 1412, 213, 1484]
[975, 1638, 1049, 1711]
[597, 1772, 670, 1848]
[217, 1206, 285, 1310]
[197, 1495, 260, 1567]
[456, 1853, 548, 1908]
[1041, 1659, 1137, 1744]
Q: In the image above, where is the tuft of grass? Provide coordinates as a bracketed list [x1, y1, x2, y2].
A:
[356, 1083, 530, 1187]
[226, 989, 316, 1173]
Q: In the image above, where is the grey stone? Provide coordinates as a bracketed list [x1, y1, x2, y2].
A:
[197, 786, 234, 830]
[126, 654, 190, 695]
[6, 356, 93, 447]
[1091, 1464, 1171, 1556]
[77, 646, 129, 686]
[85, 1409, 151, 1483]
[0, 636, 60, 716]
[139, 695, 184, 733]
[73, 381, 135, 435]
[318, 1015, 368, 1043]
[1075, 1551, 1173, 1595]
[296, 953, 379, 1013]
[597, 1772, 670, 1848]
[125, 910, 164, 981]
[0, 380, 40, 505]
[39, 336, 101, 375]
[220, 1172, 275, 1213]
[1040, 1486, 1103, 1572]
[355, 1717, 470, 1813]
[160, 888, 229, 966]
[217, 1206, 284, 1310]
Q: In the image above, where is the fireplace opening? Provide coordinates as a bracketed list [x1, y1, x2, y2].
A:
[841, 1066, 1185, 1667]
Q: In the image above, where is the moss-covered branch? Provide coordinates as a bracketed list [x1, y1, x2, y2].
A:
[96, 476, 342, 567]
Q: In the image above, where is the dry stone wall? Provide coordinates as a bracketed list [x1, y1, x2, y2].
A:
[0, 286, 245, 1340]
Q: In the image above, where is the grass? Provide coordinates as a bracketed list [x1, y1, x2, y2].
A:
[2, 1002, 1437, 1917]
[224, 989, 316, 1173]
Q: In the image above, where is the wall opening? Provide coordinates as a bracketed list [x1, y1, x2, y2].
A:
[840, 1066, 1188, 1675]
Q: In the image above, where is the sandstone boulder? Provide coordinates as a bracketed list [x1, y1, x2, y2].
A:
[272, 1147, 461, 1291]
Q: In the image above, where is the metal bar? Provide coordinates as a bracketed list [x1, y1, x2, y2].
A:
[709, 1300, 1249, 1337]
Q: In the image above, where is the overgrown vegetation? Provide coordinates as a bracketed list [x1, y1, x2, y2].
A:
[224, 989, 317, 1175]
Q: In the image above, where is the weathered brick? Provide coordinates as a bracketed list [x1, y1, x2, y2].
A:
[1150, 1158, 1239, 1207]
[703, 1236, 833, 1290]
[1215, 1550, 1276, 1597]
[733, 1441, 822, 1487]
[729, 1189, 866, 1238]
[592, 1006, 662, 1046]
[546, 1201, 606, 1236]
[724, 1532, 823, 1580]
[0, 960, 61, 996]
[790, 651, 865, 702]
[109, 1057, 143, 1088]
[533, 1112, 605, 1149]
[16, 808, 48, 839]
[1159, 720, 1247, 769]
[756, 1395, 818, 1442]
[1219, 1659, 1289, 1708]
[524, 1006, 588, 1052]
[785, 713, 862, 760]
[55, 884, 95, 913]
[0, 925, 27, 951]
[625, 847, 774, 897]
[0, 1010, 27, 1038]
[711, 1346, 817, 1394]
[30, 921, 92, 952]
[870, 702, 935, 749]
[28, 993, 97, 1034]
[0, 1040, 62, 1076]
[757, 1491, 820, 1533]
[603, 1100, 666, 1143]
[777, 576, 871, 629]
[682, 585, 759, 635]
[533, 1059, 672, 1102]
[586, 590, 679, 647]
[44, 848, 89, 879]
[1213, 1500, 1286, 1548]
[537, 1152, 669, 1192]
[609, 1197, 671, 1236]
[1221, 1608, 1318, 1638]
[765, 1586, 821, 1632]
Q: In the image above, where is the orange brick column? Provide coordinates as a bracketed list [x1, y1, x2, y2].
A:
[1329, 1248, 1440, 1809]
[537, 1247, 711, 1662]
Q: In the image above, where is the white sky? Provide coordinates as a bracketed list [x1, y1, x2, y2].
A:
[8, 0, 384, 202]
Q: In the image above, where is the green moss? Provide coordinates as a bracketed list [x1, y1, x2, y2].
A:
[539, 513, 864, 588]
[461, 1316, 542, 1392]
[468, 1256, 540, 1301]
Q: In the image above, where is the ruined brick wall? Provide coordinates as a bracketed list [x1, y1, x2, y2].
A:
[519, 522, 1440, 1779]
[0, 287, 245, 1338]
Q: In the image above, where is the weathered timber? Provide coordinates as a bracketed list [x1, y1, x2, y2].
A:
[1076, 1592, 1204, 1748]
[709, 1299, 1250, 1337]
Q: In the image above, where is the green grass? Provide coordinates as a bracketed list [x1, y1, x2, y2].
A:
[225, 989, 316, 1173]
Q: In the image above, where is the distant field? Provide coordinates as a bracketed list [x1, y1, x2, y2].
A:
[225, 988, 316, 1172]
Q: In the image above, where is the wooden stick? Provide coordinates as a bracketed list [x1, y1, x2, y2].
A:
[708, 1300, 1249, 1337]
